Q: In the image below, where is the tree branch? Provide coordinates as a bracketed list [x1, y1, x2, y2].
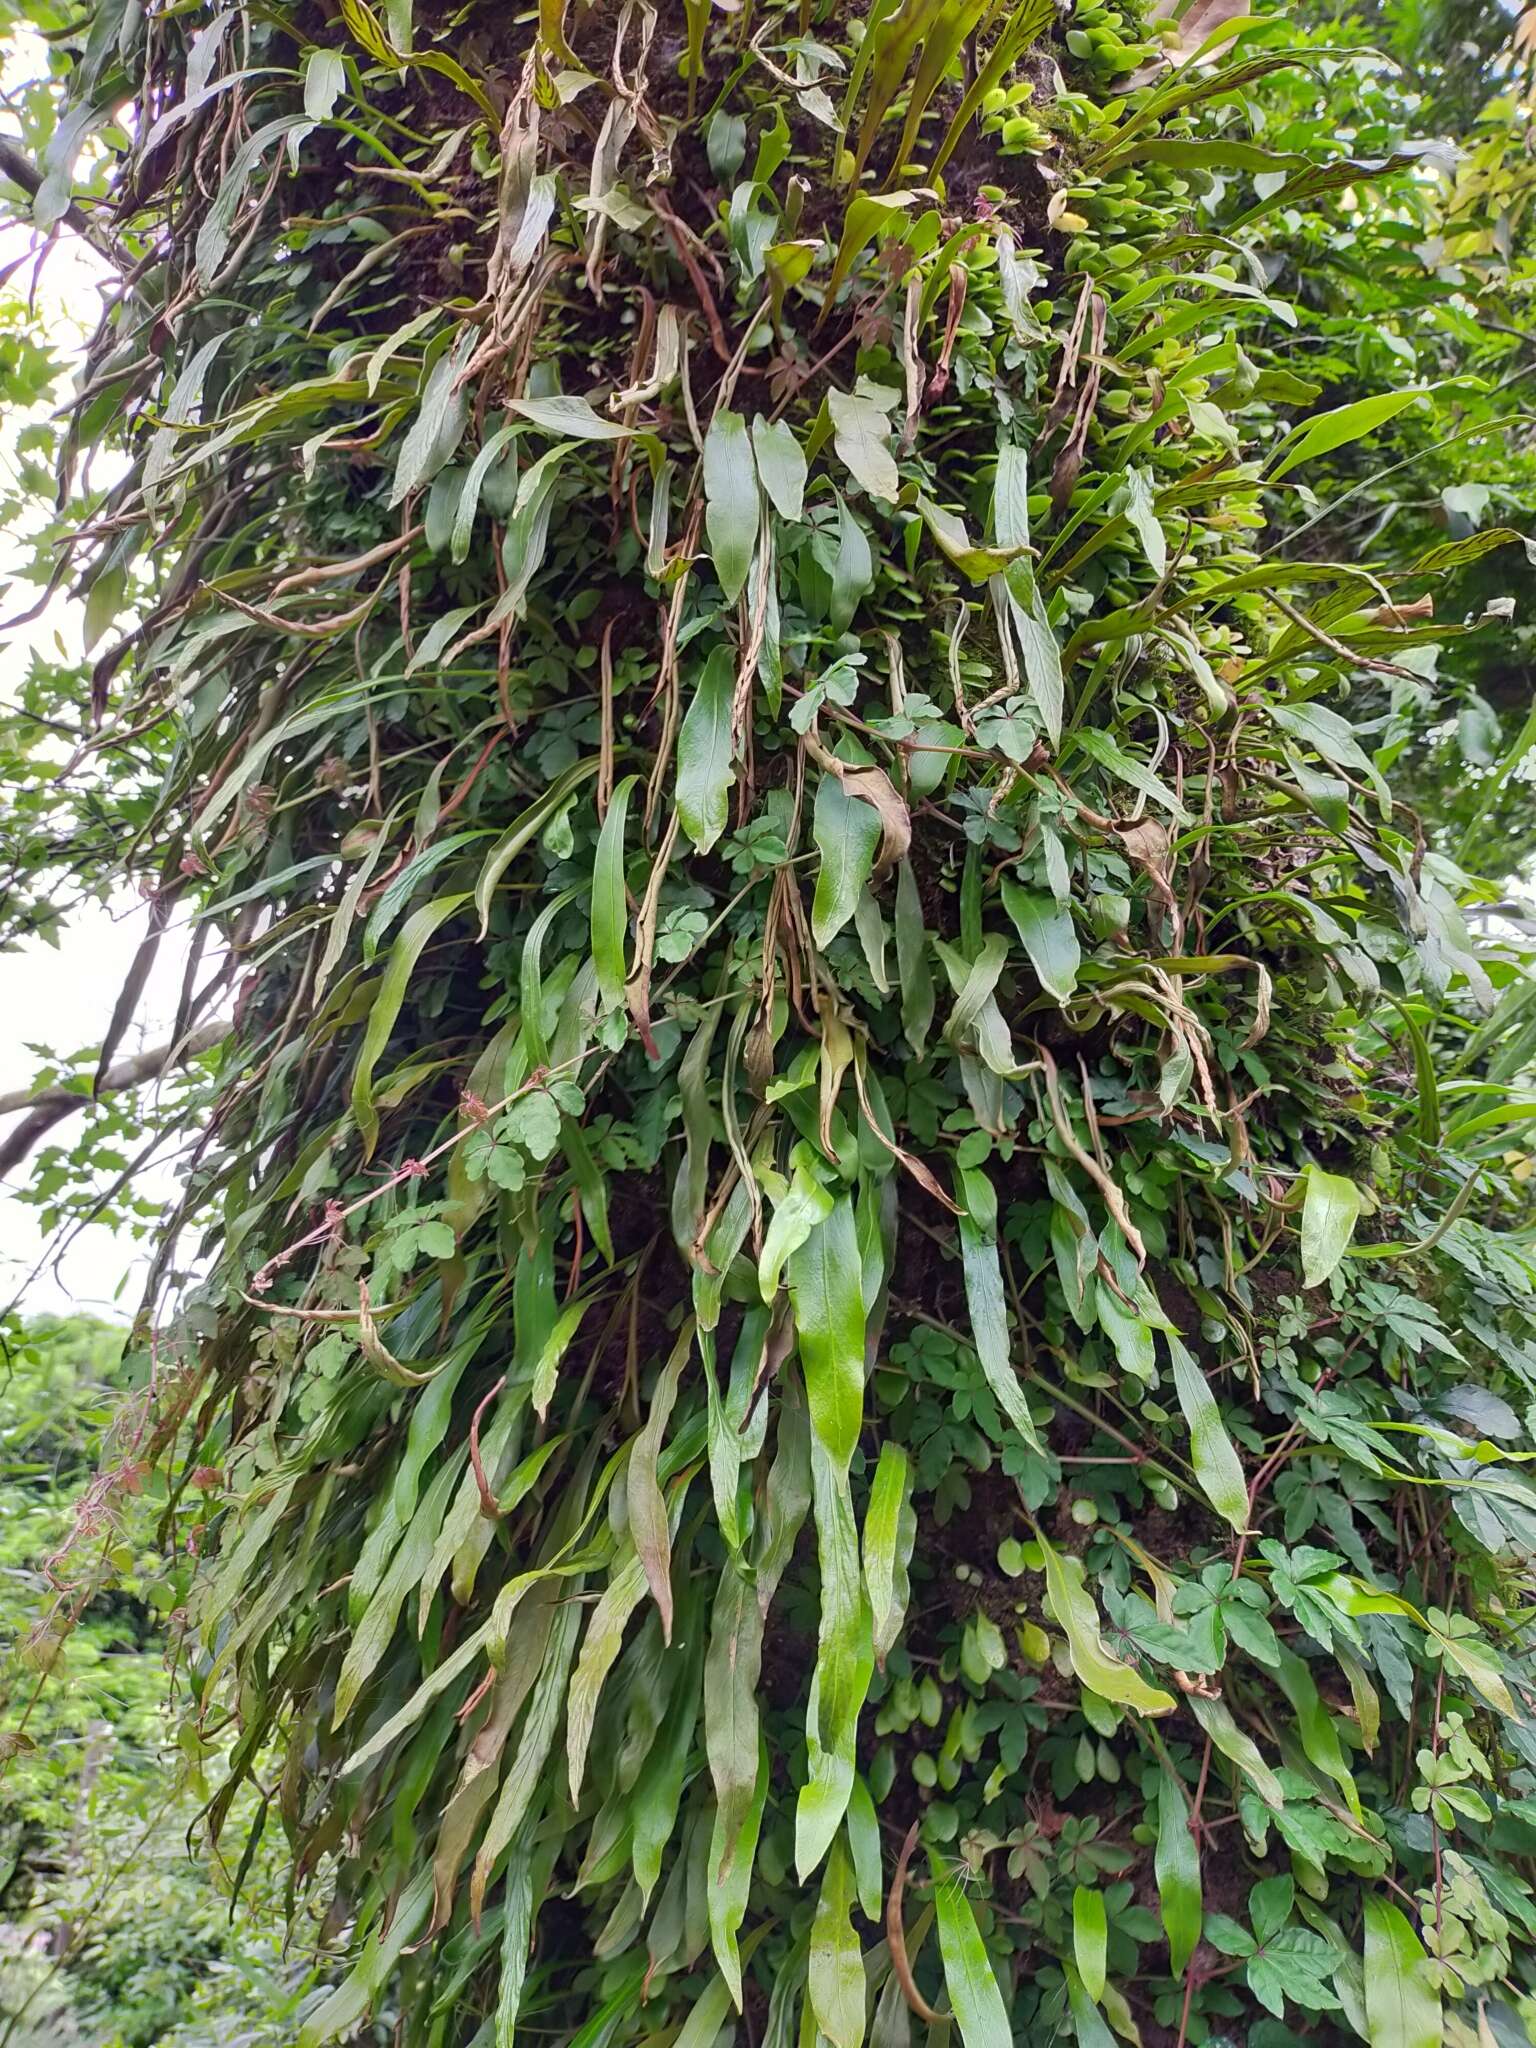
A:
[0, 1020, 229, 1179]
[0, 137, 109, 257]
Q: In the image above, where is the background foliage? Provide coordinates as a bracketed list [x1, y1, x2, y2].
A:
[0, 1315, 303, 2048]
[5, 2, 1536, 2047]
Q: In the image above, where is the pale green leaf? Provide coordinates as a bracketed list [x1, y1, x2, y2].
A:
[1001, 881, 1080, 1003]
[627, 1326, 688, 1641]
[862, 1441, 913, 1667]
[304, 46, 347, 119]
[829, 385, 899, 503]
[1036, 1532, 1175, 1716]
[1123, 466, 1167, 577]
[752, 413, 807, 521]
[1189, 1696, 1286, 1811]
[1166, 1333, 1248, 1532]
[509, 392, 631, 439]
[1301, 1166, 1366, 1288]
[1362, 1896, 1440, 2048]
[809, 1837, 866, 2048]
[760, 1157, 835, 1301]
[703, 407, 758, 602]
[789, 1196, 865, 1470]
[957, 1166, 1042, 1452]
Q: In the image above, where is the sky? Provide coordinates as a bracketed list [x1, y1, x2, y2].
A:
[0, 104, 198, 1321]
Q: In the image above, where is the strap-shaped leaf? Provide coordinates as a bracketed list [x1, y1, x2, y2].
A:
[933, 1858, 1011, 2048]
[703, 407, 758, 601]
[1036, 1531, 1175, 1717]
[1155, 1761, 1202, 1978]
[591, 774, 637, 1012]
[1166, 1333, 1248, 1532]
[676, 644, 736, 854]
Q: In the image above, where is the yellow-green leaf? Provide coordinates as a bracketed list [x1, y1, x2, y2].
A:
[810, 1836, 866, 2048]
[1269, 388, 1429, 483]
[863, 1441, 913, 1668]
[1036, 1532, 1175, 1716]
[1155, 1761, 1201, 1978]
[1189, 1695, 1286, 1811]
[1072, 1885, 1107, 2002]
[789, 1194, 865, 1474]
[1166, 1333, 1248, 1532]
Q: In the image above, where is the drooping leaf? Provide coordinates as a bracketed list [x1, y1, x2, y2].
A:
[351, 893, 468, 1159]
[1036, 1532, 1176, 1716]
[1155, 1762, 1202, 1978]
[829, 385, 900, 503]
[591, 774, 637, 1013]
[391, 327, 476, 505]
[1122, 466, 1167, 577]
[812, 772, 883, 948]
[1001, 881, 1080, 1003]
[863, 1441, 913, 1668]
[957, 1166, 1042, 1453]
[809, 1836, 866, 2048]
[789, 1196, 865, 1471]
[703, 407, 758, 601]
[676, 644, 736, 854]
[510, 393, 632, 440]
[1166, 1333, 1248, 1532]
[627, 1326, 689, 1641]
[752, 414, 807, 522]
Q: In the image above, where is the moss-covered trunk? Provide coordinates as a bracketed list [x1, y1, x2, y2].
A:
[21, 0, 1536, 2042]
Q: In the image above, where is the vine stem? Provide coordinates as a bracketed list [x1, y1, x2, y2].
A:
[245, 1048, 599, 1298]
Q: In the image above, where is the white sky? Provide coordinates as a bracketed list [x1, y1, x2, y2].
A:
[0, 133, 198, 1321]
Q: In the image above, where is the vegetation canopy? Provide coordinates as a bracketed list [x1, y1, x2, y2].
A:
[7, 1, 1536, 2045]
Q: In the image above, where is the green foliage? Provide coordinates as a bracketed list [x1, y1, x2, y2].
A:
[6, 2, 1536, 2047]
[0, 1316, 301, 2047]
